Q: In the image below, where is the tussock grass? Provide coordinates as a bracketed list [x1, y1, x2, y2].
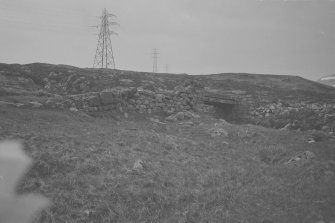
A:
[258, 145, 287, 165]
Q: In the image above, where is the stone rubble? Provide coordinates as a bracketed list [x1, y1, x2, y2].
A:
[208, 121, 230, 137]
[249, 101, 335, 135]
[42, 81, 210, 115]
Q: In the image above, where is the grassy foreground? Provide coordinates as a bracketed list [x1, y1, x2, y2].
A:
[0, 107, 334, 223]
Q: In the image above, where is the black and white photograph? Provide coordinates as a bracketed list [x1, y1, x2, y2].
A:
[0, 0, 335, 222]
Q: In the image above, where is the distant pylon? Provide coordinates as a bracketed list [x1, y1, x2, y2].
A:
[93, 8, 118, 69]
[152, 48, 159, 73]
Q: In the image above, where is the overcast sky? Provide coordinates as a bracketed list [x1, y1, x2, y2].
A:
[0, 0, 335, 80]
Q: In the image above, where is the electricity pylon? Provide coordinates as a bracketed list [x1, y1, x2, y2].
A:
[93, 8, 118, 69]
[152, 48, 159, 73]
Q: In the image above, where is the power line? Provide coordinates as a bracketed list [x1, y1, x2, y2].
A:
[152, 48, 159, 73]
[93, 8, 118, 69]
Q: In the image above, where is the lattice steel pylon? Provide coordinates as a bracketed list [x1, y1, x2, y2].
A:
[152, 48, 159, 73]
[93, 8, 118, 69]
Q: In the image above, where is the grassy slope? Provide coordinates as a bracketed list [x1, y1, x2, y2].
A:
[200, 73, 335, 103]
[1, 106, 334, 223]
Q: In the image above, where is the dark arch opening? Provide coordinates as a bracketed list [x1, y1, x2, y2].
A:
[204, 101, 237, 121]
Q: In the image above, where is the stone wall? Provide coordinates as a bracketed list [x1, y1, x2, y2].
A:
[48, 84, 211, 114]
[248, 101, 335, 134]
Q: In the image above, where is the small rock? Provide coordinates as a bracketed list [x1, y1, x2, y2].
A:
[281, 123, 292, 130]
[69, 107, 78, 112]
[133, 159, 145, 170]
[148, 117, 166, 125]
[29, 101, 43, 108]
[184, 111, 200, 119]
[165, 112, 185, 121]
[210, 127, 229, 137]
[16, 103, 25, 107]
[175, 112, 185, 120]
[307, 138, 316, 143]
[165, 114, 176, 121]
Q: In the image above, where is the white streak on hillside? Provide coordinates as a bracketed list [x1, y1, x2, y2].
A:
[321, 76, 335, 81]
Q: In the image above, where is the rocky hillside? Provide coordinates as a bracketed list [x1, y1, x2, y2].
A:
[318, 74, 335, 88]
[1, 63, 334, 102]
[1, 63, 335, 223]
[1, 62, 335, 134]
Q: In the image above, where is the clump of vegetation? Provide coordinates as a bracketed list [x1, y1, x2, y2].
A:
[258, 145, 287, 165]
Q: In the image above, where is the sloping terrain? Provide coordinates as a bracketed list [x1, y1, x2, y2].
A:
[1, 63, 334, 103]
[1, 62, 334, 134]
[318, 74, 335, 88]
[1, 63, 335, 222]
[205, 73, 335, 103]
[1, 106, 335, 223]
